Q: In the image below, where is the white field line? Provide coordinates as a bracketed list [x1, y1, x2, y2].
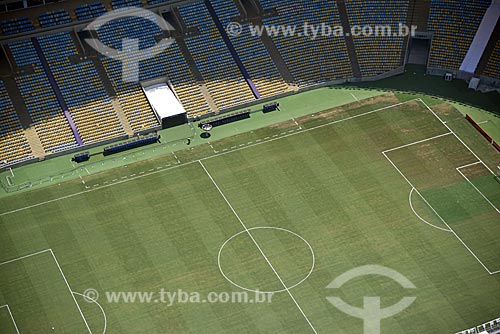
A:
[0, 249, 94, 331]
[0, 100, 417, 217]
[383, 152, 495, 275]
[456, 168, 500, 215]
[456, 161, 482, 170]
[291, 117, 302, 130]
[0, 249, 50, 266]
[350, 92, 359, 102]
[382, 132, 452, 153]
[49, 250, 93, 334]
[408, 188, 452, 232]
[0, 305, 20, 334]
[73, 292, 107, 334]
[198, 160, 318, 334]
[418, 99, 496, 175]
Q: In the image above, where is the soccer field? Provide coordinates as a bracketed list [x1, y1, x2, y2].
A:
[1, 95, 499, 333]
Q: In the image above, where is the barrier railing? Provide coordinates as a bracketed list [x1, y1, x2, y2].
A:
[465, 114, 500, 153]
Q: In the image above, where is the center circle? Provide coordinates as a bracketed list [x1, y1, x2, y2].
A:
[217, 227, 315, 294]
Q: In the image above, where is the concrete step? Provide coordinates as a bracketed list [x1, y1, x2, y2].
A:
[24, 126, 45, 160]
[111, 98, 134, 137]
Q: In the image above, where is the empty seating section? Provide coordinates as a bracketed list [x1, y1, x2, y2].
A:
[38, 32, 125, 144]
[209, 0, 288, 98]
[483, 38, 500, 80]
[38, 9, 73, 28]
[346, 0, 408, 77]
[75, 2, 107, 21]
[111, 0, 142, 9]
[179, 1, 255, 110]
[428, 0, 490, 70]
[0, 17, 35, 35]
[260, 0, 352, 86]
[0, 81, 33, 164]
[9, 39, 77, 153]
[96, 14, 164, 131]
[147, 0, 168, 4]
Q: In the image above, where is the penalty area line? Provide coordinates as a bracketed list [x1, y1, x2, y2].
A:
[0, 305, 20, 334]
[383, 152, 494, 275]
[456, 168, 500, 215]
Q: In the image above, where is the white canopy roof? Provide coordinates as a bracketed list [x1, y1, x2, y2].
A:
[143, 83, 186, 119]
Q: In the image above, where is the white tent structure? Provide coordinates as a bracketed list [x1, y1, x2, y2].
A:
[142, 81, 187, 129]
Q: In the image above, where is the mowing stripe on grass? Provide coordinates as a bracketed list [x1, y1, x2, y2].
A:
[198, 160, 319, 334]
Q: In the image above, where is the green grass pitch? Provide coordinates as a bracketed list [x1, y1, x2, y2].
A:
[0, 94, 499, 333]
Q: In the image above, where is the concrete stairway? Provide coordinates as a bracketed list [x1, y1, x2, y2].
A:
[407, 0, 431, 32]
[111, 98, 134, 137]
[24, 127, 45, 159]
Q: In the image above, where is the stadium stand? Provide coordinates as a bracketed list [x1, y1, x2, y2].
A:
[179, 1, 256, 109]
[38, 9, 73, 28]
[483, 37, 500, 80]
[428, 0, 491, 71]
[37, 32, 126, 144]
[0, 16, 35, 35]
[345, 0, 408, 77]
[111, 0, 143, 9]
[75, 2, 107, 21]
[259, 0, 352, 86]
[96, 10, 209, 122]
[209, 0, 289, 98]
[0, 80, 34, 164]
[147, 0, 168, 4]
[9, 39, 78, 153]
